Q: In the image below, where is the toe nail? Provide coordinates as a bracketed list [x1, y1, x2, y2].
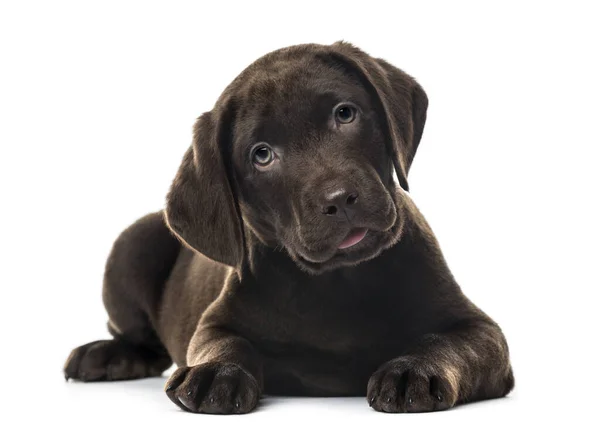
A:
[235, 402, 241, 409]
[386, 397, 391, 403]
[369, 396, 375, 405]
[408, 397, 413, 405]
[210, 397, 214, 404]
[64, 373, 69, 382]
[187, 390, 192, 396]
[437, 394, 443, 402]
[165, 385, 173, 392]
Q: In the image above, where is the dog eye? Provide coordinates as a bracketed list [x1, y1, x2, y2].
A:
[251, 144, 274, 167]
[334, 104, 357, 124]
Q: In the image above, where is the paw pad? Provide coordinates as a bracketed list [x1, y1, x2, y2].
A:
[367, 357, 459, 413]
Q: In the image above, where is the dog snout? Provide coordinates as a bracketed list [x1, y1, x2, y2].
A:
[320, 186, 360, 221]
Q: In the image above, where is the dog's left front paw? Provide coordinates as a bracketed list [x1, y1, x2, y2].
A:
[367, 356, 461, 413]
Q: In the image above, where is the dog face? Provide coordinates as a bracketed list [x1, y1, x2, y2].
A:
[230, 62, 400, 273]
[165, 42, 428, 274]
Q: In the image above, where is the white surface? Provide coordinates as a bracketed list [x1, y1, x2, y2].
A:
[1, 1, 598, 431]
[54, 376, 523, 432]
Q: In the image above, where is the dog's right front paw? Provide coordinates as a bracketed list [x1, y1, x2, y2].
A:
[165, 362, 260, 414]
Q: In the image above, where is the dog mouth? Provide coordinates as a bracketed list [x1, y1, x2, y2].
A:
[338, 228, 368, 249]
[291, 210, 404, 272]
[295, 227, 381, 265]
[285, 188, 405, 273]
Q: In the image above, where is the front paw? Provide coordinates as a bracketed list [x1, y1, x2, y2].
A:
[367, 356, 460, 413]
[165, 362, 260, 414]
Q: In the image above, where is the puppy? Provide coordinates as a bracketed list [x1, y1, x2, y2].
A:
[64, 42, 514, 414]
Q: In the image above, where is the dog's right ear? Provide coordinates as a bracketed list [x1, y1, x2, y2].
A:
[164, 109, 244, 268]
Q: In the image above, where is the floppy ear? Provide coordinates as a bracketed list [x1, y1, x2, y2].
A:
[376, 58, 429, 185]
[164, 109, 244, 268]
[328, 42, 429, 191]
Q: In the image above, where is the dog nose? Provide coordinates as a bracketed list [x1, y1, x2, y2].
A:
[321, 188, 359, 220]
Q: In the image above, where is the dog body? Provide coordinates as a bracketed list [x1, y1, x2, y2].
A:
[65, 42, 514, 414]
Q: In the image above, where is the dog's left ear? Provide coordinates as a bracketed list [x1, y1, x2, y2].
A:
[329, 42, 428, 191]
[375, 58, 428, 190]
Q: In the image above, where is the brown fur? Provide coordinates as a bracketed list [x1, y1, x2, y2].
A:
[64, 42, 514, 414]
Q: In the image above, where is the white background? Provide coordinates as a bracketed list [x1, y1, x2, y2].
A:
[1, 1, 598, 431]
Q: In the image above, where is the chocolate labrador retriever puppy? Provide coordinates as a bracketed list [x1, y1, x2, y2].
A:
[64, 42, 514, 414]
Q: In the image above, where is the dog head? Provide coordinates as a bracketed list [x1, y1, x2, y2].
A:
[165, 42, 428, 274]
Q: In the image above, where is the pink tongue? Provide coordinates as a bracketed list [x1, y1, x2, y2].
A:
[338, 228, 368, 249]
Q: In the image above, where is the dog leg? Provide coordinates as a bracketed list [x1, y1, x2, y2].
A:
[64, 211, 179, 382]
[367, 318, 514, 413]
[64, 338, 172, 381]
[165, 326, 262, 414]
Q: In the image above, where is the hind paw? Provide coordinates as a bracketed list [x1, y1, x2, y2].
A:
[64, 339, 172, 382]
